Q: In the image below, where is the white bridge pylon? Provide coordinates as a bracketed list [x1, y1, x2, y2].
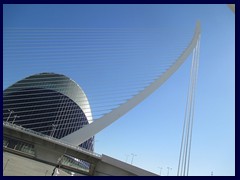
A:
[61, 22, 201, 146]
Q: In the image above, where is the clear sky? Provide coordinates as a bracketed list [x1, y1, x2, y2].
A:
[3, 4, 235, 176]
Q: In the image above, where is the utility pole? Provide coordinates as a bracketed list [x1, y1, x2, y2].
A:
[131, 153, 137, 165]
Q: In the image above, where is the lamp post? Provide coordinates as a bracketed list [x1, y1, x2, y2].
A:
[167, 167, 172, 176]
[12, 115, 20, 124]
[158, 167, 163, 176]
[93, 139, 99, 150]
[6, 109, 14, 122]
[125, 154, 129, 163]
[131, 153, 137, 165]
[51, 124, 57, 137]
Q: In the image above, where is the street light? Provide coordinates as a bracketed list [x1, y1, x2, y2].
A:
[51, 124, 57, 137]
[125, 154, 129, 163]
[158, 167, 163, 176]
[167, 167, 172, 176]
[12, 115, 20, 124]
[6, 109, 14, 122]
[93, 139, 99, 150]
[131, 153, 137, 165]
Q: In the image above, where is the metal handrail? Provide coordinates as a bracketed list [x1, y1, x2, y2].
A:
[3, 122, 102, 158]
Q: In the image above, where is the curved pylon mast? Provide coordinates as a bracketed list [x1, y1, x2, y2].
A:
[61, 22, 201, 146]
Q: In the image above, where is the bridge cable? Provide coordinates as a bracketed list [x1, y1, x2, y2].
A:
[177, 36, 200, 176]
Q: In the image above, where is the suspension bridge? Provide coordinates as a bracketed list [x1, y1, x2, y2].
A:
[3, 21, 201, 176]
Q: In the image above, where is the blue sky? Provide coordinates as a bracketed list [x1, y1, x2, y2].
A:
[3, 4, 235, 176]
